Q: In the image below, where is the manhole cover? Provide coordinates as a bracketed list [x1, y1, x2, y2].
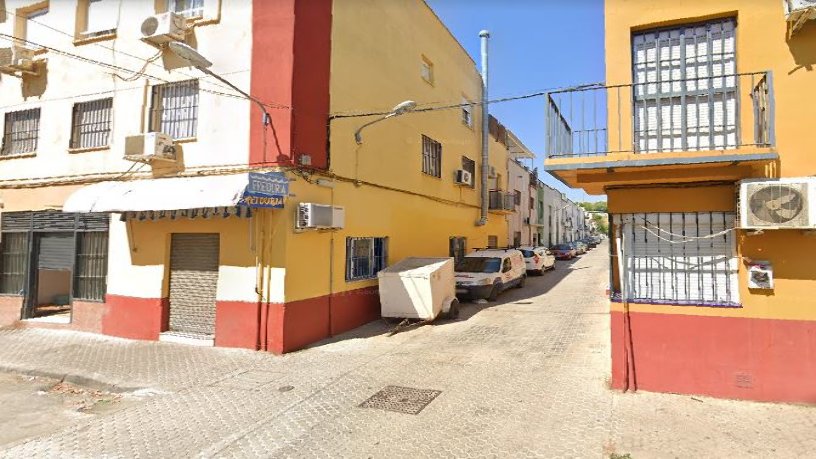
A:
[359, 385, 441, 415]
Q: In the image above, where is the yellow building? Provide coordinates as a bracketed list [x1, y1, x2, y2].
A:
[0, 0, 520, 352]
[545, 0, 816, 402]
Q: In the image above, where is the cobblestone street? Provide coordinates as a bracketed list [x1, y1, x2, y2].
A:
[1, 243, 814, 458]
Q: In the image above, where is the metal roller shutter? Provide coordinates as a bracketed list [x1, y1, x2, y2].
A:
[168, 233, 219, 336]
[38, 233, 75, 270]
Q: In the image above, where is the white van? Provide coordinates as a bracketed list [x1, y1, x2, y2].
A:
[454, 249, 527, 301]
[518, 246, 556, 275]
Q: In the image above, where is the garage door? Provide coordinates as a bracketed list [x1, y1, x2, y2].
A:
[168, 233, 219, 336]
[38, 233, 75, 270]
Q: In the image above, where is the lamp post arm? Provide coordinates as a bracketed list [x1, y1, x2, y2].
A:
[353, 115, 390, 144]
[197, 66, 271, 126]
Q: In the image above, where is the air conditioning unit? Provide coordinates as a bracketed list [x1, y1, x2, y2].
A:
[739, 178, 816, 229]
[785, 0, 816, 35]
[140, 12, 188, 45]
[0, 46, 39, 76]
[454, 169, 473, 186]
[123, 132, 176, 163]
[296, 203, 345, 230]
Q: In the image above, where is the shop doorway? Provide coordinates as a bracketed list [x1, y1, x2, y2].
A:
[167, 233, 220, 339]
[25, 233, 75, 322]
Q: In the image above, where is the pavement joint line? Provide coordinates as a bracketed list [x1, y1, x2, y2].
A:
[0, 364, 147, 393]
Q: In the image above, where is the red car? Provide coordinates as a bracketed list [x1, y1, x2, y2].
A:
[550, 244, 577, 260]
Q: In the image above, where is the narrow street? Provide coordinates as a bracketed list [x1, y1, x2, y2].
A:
[0, 244, 814, 458]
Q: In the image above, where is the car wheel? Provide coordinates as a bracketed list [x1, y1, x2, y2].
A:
[487, 284, 500, 301]
[445, 298, 460, 319]
[516, 275, 526, 288]
[537, 268, 544, 276]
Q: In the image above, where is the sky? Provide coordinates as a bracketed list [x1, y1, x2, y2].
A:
[427, 0, 606, 203]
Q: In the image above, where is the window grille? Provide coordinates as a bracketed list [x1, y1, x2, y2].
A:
[514, 190, 521, 206]
[612, 212, 739, 307]
[71, 98, 113, 149]
[2, 108, 40, 156]
[632, 18, 737, 153]
[422, 135, 442, 178]
[449, 236, 466, 261]
[73, 232, 108, 301]
[461, 156, 476, 188]
[170, 0, 205, 18]
[150, 80, 199, 140]
[487, 235, 498, 249]
[346, 237, 388, 281]
[461, 98, 473, 127]
[0, 233, 28, 295]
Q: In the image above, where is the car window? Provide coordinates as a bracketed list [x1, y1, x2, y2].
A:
[455, 257, 502, 273]
[520, 249, 535, 258]
[502, 258, 512, 273]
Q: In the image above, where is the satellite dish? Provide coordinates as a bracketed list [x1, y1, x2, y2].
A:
[749, 185, 804, 224]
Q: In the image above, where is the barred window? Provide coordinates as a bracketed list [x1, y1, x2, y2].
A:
[461, 156, 476, 188]
[0, 233, 28, 295]
[613, 212, 739, 307]
[346, 237, 388, 282]
[449, 236, 466, 261]
[514, 190, 521, 206]
[170, 0, 205, 18]
[2, 108, 41, 156]
[150, 80, 199, 140]
[461, 98, 473, 127]
[73, 232, 108, 301]
[487, 235, 498, 249]
[71, 98, 113, 149]
[421, 135, 442, 178]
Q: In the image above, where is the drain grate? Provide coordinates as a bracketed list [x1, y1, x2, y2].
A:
[359, 385, 441, 415]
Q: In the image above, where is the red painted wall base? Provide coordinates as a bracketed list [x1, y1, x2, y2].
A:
[103, 295, 168, 340]
[611, 310, 816, 403]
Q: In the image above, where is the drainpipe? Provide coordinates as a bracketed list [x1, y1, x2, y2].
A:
[476, 29, 490, 226]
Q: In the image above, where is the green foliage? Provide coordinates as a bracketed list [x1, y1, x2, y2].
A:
[592, 214, 609, 234]
[578, 201, 608, 212]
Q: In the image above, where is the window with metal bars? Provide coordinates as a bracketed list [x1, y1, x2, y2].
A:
[70, 98, 113, 149]
[73, 232, 108, 301]
[2, 108, 41, 156]
[449, 236, 466, 262]
[461, 97, 473, 127]
[461, 156, 475, 188]
[487, 235, 498, 249]
[169, 0, 205, 18]
[632, 18, 737, 153]
[150, 80, 199, 140]
[612, 212, 739, 307]
[421, 135, 442, 178]
[514, 190, 521, 206]
[345, 237, 388, 282]
[0, 233, 28, 295]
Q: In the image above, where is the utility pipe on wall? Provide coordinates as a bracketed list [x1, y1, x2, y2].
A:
[477, 29, 490, 226]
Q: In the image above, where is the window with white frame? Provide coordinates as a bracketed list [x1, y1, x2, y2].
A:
[461, 97, 473, 127]
[170, 0, 205, 18]
[23, 5, 51, 48]
[150, 80, 199, 140]
[614, 212, 739, 307]
[421, 135, 442, 178]
[70, 98, 113, 149]
[1, 108, 41, 156]
[345, 237, 388, 281]
[83, 0, 118, 37]
[632, 18, 737, 153]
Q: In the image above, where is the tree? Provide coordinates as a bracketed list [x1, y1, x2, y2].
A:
[579, 201, 607, 212]
[592, 214, 608, 234]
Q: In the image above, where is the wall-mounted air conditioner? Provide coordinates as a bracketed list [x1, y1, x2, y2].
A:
[0, 46, 41, 76]
[454, 169, 473, 186]
[739, 178, 816, 229]
[785, 0, 816, 36]
[296, 203, 345, 230]
[124, 132, 176, 163]
[140, 12, 188, 45]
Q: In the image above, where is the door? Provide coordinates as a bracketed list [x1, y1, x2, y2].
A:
[26, 233, 75, 319]
[168, 233, 219, 337]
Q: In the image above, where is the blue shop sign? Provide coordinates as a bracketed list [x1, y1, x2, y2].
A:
[239, 172, 289, 208]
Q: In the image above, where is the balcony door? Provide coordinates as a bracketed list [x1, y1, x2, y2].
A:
[632, 18, 737, 153]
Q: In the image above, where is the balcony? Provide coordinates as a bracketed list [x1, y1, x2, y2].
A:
[543, 71, 779, 194]
[488, 191, 515, 214]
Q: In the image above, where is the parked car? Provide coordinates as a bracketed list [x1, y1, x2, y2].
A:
[454, 249, 527, 301]
[571, 241, 588, 255]
[518, 246, 556, 275]
[582, 237, 598, 249]
[550, 243, 577, 260]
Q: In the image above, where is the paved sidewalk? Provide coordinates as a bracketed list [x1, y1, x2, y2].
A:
[1, 244, 815, 458]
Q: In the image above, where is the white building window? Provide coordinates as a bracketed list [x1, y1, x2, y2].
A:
[1, 108, 41, 156]
[170, 0, 205, 19]
[84, 0, 118, 36]
[346, 237, 388, 281]
[24, 5, 51, 48]
[614, 212, 739, 307]
[461, 98, 473, 127]
[71, 98, 113, 149]
[150, 80, 199, 140]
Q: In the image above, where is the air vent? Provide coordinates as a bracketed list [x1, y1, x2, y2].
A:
[740, 178, 816, 229]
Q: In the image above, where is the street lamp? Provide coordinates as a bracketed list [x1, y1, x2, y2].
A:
[354, 100, 417, 144]
[168, 42, 271, 126]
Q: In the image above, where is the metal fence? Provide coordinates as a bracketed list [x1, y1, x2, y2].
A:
[545, 71, 775, 158]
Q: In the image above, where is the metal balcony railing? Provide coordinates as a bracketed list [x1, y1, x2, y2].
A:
[545, 71, 775, 158]
[488, 191, 515, 212]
